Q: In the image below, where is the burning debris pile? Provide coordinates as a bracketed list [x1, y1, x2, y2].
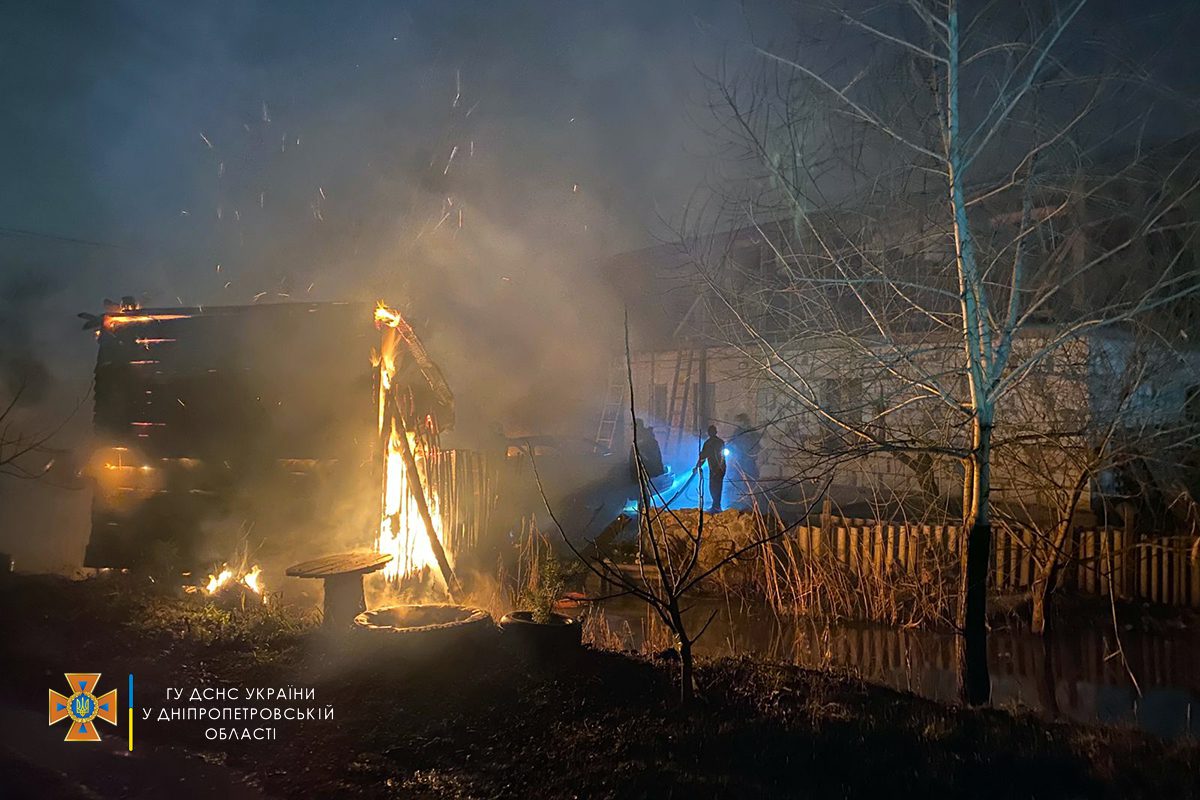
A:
[183, 563, 266, 604]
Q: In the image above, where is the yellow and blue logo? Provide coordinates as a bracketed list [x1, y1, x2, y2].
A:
[48, 673, 118, 743]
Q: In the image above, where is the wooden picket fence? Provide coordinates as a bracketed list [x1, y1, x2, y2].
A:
[788, 517, 1200, 608]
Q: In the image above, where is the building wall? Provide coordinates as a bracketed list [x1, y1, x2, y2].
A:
[619, 330, 1198, 516]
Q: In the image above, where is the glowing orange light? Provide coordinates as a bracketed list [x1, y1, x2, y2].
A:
[103, 314, 190, 330]
[373, 302, 449, 585]
[205, 567, 234, 593]
[201, 564, 266, 601]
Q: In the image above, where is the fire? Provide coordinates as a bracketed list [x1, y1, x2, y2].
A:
[103, 314, 190, 330]
[243, 565, 264, 594]
[373, 301, 450, 585]
[373, 302, 420, 342]
[374, 301, 408, 394]
[377, 423, 447, 582]
[196, 563, 267, 602]
[205, 567, 234, 593]
[374, 303, 403, 327]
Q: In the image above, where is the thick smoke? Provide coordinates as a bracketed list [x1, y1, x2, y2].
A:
[0, 270, 55, 403]
[0, 0, 746, 571]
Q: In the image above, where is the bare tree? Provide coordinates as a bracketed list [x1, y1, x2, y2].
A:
[689, 0, 1200, 703]
[995, 325, 1200, 633]
[0, 379, 61, 481]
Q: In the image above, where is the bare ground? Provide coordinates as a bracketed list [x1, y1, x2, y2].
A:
[1, 573, 1196, 799]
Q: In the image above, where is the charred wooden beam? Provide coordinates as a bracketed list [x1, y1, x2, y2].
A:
[393, 397, 462, 599]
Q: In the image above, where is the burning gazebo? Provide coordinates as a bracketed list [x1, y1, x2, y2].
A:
[85, 298, 494, 593]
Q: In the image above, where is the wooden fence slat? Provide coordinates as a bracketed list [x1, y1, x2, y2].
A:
[1108, 527, 1118, 597]
[1161, 537, 1170, 605]
[1099, 532, 1110, 597]
[1175, 538, 1187, 606]
[1151, 538, 1162, 603]
[994, 528, 1005, 590]
[1076, 530, 1085, 591]
[794, 515, 1193, 608]
[1139, 538, 1150, 600]
[885, 525, 896, 573]
[1016, 528, 1027, 589]
[1185, 546, 1195, 609]
[872, 525, 883, 577]
[909, 526, 921, 573]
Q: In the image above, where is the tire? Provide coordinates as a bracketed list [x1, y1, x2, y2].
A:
[498, 611, 583, 653]
[353, 604, 497, 659]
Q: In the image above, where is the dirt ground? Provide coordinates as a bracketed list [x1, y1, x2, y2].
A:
[1, 573, 1197, 799]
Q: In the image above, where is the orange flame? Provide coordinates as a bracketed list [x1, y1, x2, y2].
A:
[373, 302, 449, 585]
[201, 564, 266, 601]
[103, 314, 190, 330]
[242, 565, 264, 595]
[205, 567, 234, 593]
[377, 423, 447, 582]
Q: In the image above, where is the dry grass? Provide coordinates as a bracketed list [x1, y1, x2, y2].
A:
[581, 604, 675, 655]
[757, 538, 958, 627]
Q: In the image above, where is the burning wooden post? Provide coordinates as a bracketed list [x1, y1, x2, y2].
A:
[374, 302, 467, 598]
[393, 401, 463, 599]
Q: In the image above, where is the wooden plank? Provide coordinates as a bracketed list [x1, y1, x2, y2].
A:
[1077, 530, 1087, 594]
[1160, 537, 1169, 604]
[1139, 537, 1150, 600]
[885, 525, 896, 573]
[909, 526, 921, 573]
[1111, 529, 1122, 599]
[1151, 538, 1161, 604]
[1192, 546, 1200, 608]
[1098, 531, 1110, 597]
[1175, 538, 1186, 606]
[874, 525, 885, 578]
[286, 552, 392, 578]
[995, 527, 1006, 590]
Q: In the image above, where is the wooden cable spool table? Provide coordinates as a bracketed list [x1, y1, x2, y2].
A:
[285, 552, 393, 628]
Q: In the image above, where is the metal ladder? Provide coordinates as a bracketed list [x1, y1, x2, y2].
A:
[594, 358, 628, 453]
[664, 349, 694, 451]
